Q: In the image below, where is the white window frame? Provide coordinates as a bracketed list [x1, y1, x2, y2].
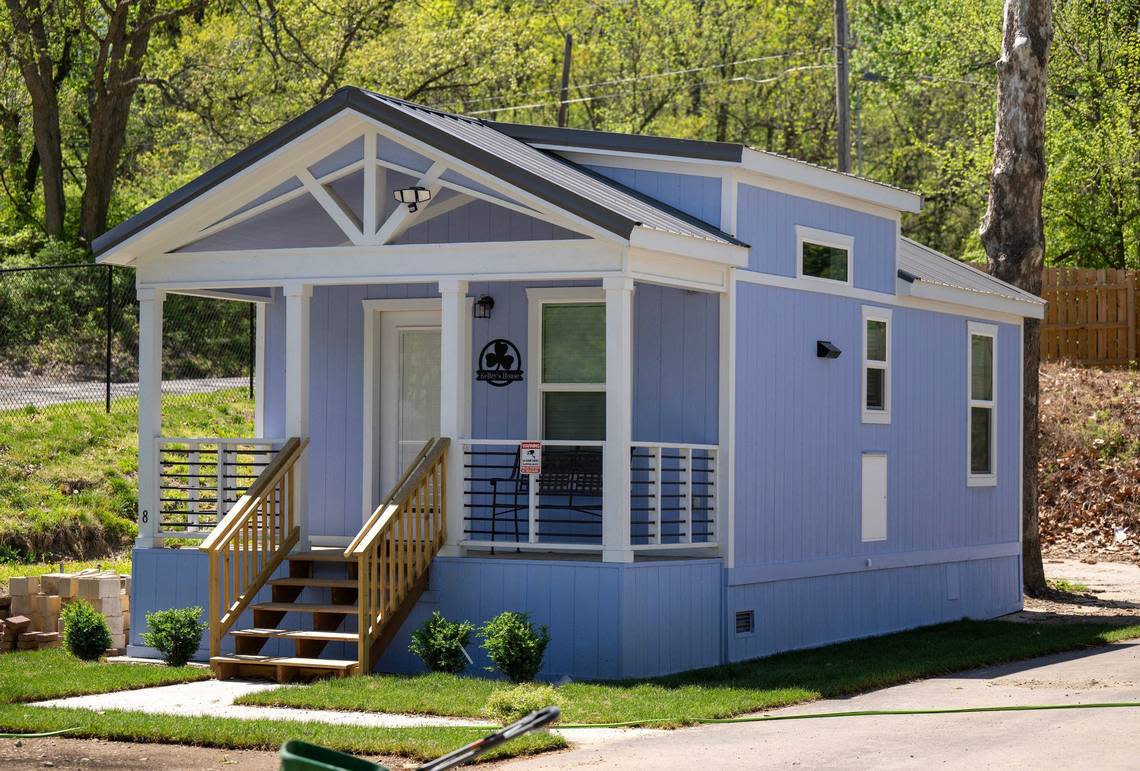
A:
[967, 321, 998, 487]
[861, 305, 892, 424]
[526, 287, 606, 439]
[795, 225, 854, 287]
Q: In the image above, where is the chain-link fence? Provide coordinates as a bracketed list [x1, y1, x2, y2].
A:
[0, 263, 254, 424]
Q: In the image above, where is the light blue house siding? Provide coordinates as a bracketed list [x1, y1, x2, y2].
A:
[736, 183, 898, 295]
[585, 166, 721, 226]
[727, 281, 1022, 661]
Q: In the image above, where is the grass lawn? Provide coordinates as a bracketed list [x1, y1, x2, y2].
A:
[0, 648, 563, 760]
[0, 647, 209, 703]
[239, 619, 1140, 726]
[0, 390, 252, 561]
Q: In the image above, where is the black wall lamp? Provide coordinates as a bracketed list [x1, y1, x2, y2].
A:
[473, 295, 495, 319]
[394, 186, 432, 212]
[817, 340, 842, 359]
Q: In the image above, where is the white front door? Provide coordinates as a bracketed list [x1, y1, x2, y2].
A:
[379, 309, 441, 501]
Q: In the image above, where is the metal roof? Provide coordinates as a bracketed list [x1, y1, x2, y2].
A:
[898, 237, 1045, 307]
[93, 87, 744, 257]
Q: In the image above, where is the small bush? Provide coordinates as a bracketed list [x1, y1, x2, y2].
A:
[479, 611, 550, 683]
[483, 682, 561, 724]
[409, 611, 474, 674]
[142, 606, 207, 667]
[61, 600, 112, 661]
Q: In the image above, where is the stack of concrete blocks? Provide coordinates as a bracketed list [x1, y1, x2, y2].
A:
[1, 570, 131, 655]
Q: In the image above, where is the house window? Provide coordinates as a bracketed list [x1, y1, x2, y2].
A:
[540, 302, 605, 440]
[862, 306, 891, 424]
[796, 225, 854, 284]
[967, 322, 997, 486]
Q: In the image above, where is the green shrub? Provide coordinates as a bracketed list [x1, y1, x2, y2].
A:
[479, 611, 550, 683]
[141, 606, 207, 667]
[409, 611, 474, 674]
[483, 682, 561, 724]
[61, 600, 112, 661]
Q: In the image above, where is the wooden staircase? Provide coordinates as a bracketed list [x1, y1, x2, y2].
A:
[203, 437, 449, 683]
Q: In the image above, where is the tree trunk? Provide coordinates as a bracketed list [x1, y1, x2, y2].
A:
[979, 0, 1053, 597]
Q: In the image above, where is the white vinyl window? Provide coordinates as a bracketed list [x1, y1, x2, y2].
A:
[796, 225, 854, 285]
[862, 306, 891, 424]
[967, 322, 997, 486]
[527, 288, 606, 441]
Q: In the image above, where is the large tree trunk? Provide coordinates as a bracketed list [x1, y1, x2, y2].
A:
[979, 0, 1053, 597]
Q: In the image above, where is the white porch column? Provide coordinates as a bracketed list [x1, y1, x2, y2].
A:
[438, 279, 469, 556]
[284, 282, 312, 549]
[602, 276, 634, 563]
[136, 287, 164, 549]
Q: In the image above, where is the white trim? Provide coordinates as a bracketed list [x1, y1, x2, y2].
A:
[360, 297, 443, 524]
[735, 269, 1028, 325]
[362, 131, 378, 237]
[374, 160, 447, 244]
[967, 321, 998, 487]
[796, 225, 854, 287]
[1017, 317, 1025, 605]
[298, 167, 364, 244]
[254, 302, 266, 436]
[719, 171, 739, 236]
[602, 275, 634, 562]
[135, 287, 164, 548]
[166, 288, 272, 304]
[741, 148, 922, 213]
[719, 272, 736, 568]
[525, 287, 606, 438]
[900, 278, 1045, 320]
[283, 282, 312, 547]
[861, 305, 892, 425]
[629, 226, 747, 267]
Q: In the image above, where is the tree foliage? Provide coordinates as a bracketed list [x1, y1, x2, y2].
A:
[0, 0, 1133, 268]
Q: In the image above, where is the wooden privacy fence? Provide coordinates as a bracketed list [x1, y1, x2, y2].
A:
[1041, 268, 1138, 367]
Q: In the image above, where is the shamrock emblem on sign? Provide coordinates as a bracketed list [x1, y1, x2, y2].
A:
[476, 338, 523, 387]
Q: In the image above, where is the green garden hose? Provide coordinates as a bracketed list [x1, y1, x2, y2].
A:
[546, 700, 1140, 729]
[0, 727, 77, 739]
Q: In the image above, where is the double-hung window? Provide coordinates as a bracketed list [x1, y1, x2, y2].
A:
[796, 225, 854, 285]
[862, 306, 891, 424]
[528, 289, 606, 441]
[967, 322, 997, 486]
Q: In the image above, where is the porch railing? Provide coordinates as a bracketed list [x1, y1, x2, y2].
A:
[347, 437, 448, 670]
[156, 437, 285, 540]
[200, 436, 308, 657]
[460, 439, 718, 551]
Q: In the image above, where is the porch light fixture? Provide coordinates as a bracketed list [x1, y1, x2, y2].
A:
[394, 186, 432, 212]
[817, 340, 842, 359]
[473, 295, 495, 319]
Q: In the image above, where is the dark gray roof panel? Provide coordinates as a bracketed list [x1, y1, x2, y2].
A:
[486, 122, 744, 162]
[95, 87, 742, 257]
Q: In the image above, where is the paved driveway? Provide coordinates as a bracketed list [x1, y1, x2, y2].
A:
[511, 641, 1140, 770]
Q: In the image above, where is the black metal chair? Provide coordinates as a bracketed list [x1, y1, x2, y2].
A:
[489, 446, 603, 542]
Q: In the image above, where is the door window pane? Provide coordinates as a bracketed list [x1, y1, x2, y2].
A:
[543, 392, 605, 440]
[971, 335, 993, 401]
[542, 304, 605, 383]
[399, 329, 440, 468]
[970, 406, 992, 475]
[802, 242, 849, 282]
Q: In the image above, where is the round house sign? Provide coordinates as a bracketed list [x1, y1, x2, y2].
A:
[476, 339, 524, 387]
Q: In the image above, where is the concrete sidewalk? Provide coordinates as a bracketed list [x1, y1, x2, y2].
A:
[508, 642, 1140, 770]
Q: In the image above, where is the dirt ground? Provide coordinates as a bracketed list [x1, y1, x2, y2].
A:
[1007, 558, 1140, 624]
[0, 737, 408, 770]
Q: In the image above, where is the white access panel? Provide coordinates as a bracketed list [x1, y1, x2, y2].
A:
[861, 453, 888, 542]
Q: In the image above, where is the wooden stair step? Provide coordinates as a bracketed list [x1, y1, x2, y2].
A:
[252, 602, 357, 614]
[211, 654, 357, 671]
[230, 628, 358, 643]
[287, 550, 353, 563]
[270, 577, 358, 589]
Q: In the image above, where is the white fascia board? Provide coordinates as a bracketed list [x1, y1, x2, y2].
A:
[628, 226, 748, 267]
[898, 277, 1045, 320]
[627, 247, 729, 292]
[98, 113, 370, 267]
[741, 148, 922, 214]
[166, 288, 273, 304]
[136, 239, 624, 287]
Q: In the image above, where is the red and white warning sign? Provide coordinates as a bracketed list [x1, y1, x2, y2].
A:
[520, 441, 542, 475]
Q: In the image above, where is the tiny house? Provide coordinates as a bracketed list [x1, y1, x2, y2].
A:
[94, 88, 1044, 681]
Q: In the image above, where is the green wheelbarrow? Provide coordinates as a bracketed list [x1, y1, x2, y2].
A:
[280, 706, 561, 771]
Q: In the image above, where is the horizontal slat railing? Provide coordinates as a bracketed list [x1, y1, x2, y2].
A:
[630, 442, 718, 548]
[200, 436, 308, 658]
[347, 437, 449, 671]
[156, 437, 285, 539]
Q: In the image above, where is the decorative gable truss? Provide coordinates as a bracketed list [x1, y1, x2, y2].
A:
[172, 120, 594, 255]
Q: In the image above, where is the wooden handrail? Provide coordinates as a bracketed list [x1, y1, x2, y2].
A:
[347, 437, 449, 671]
[200, 436, 309, 658]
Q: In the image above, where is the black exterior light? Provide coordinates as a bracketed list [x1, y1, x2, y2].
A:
[817, 340, 842, 359]
[473, 295, 495, 319]
[394, 186, 432, 212]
